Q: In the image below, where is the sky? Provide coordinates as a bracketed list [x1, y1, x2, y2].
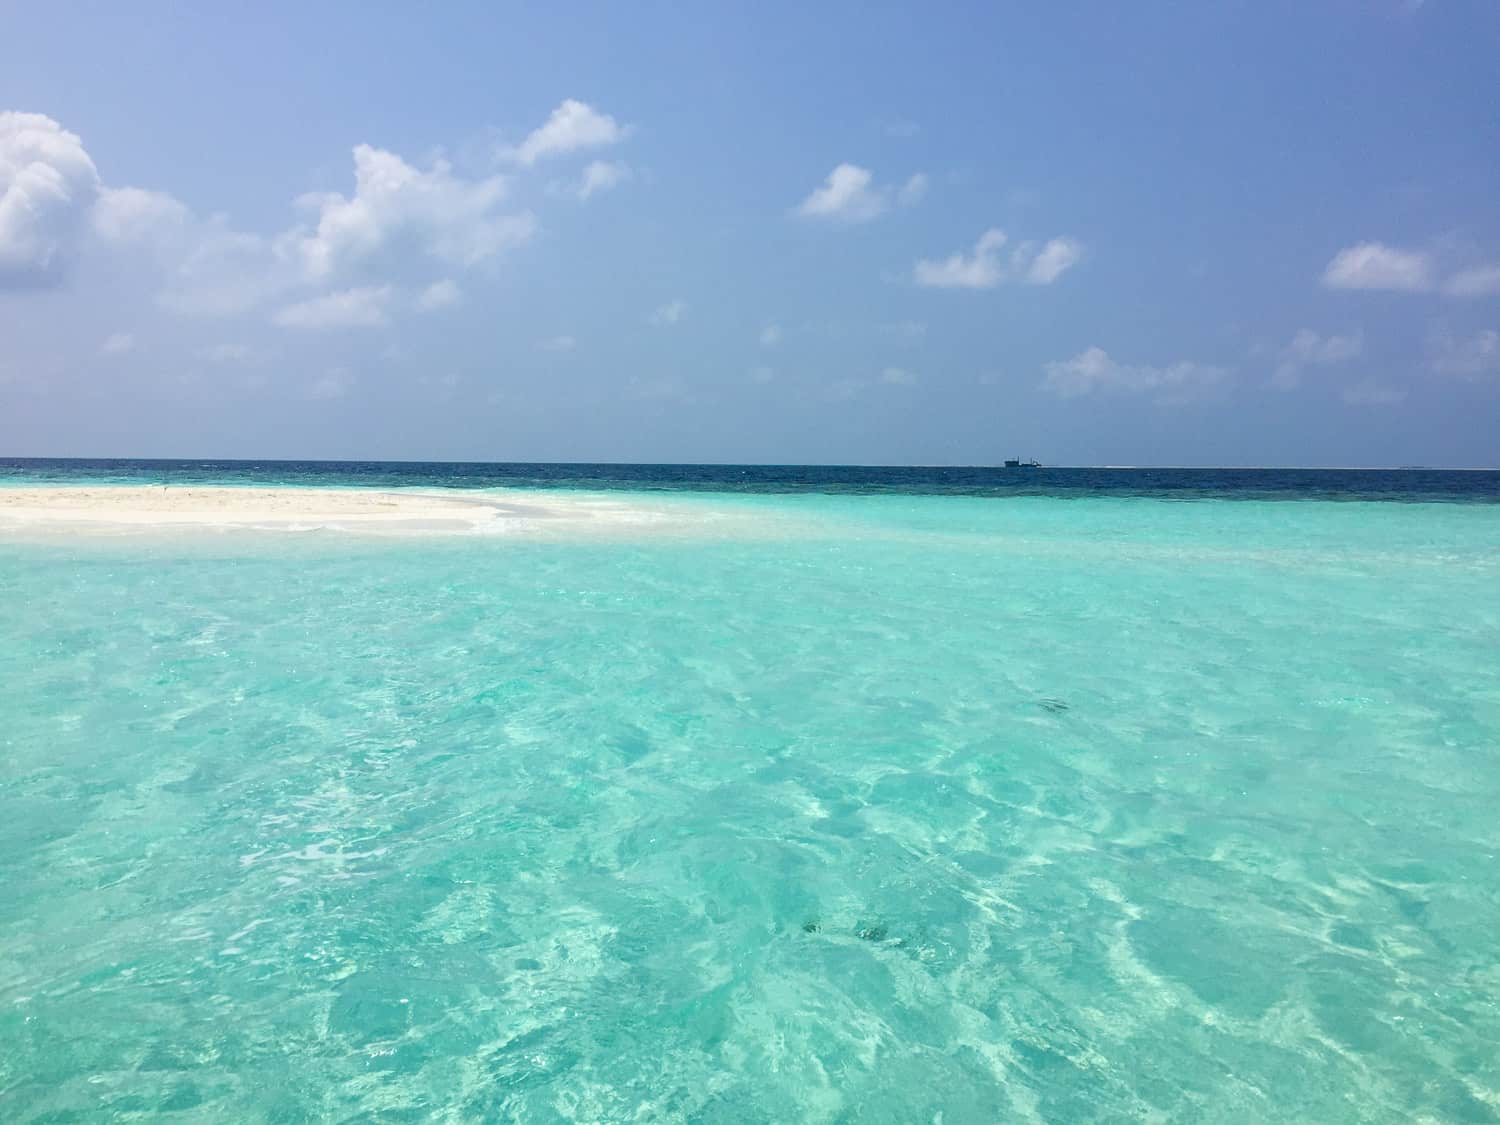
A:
[1, 1, 1497, 466]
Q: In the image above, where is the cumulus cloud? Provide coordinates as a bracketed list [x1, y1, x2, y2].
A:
[1041, 346, 1229, 403]
[796, 163, 924, 224]
[291, 145, 534, 282]
[650, 298, 686, 326]
[1342, 381, 1406, 406]
[915, 229, 1082, 288]
[124, 141, 533, 316]
[510, 100, 629, 166]
[915, 229, 1008, 287]
[100, 332, 134, 354]
[1027, 237, 1084, 284]
[0, 111, 100, 287]
[1430, 328, 1499, 378]
[273, 285, 391, 329]
[1322, 242, 1433, 291]
[416, 278, 461, 311]
[797, 164, 886, 223]
[760, 322, 782, 347]
[1443, 264, 1500, 298]
[1270, 328, 1363, 389]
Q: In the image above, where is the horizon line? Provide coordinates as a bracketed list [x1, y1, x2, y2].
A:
[2, 455, 1498, 473]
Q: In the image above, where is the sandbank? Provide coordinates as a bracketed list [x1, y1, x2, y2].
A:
[0, 485, 711, 538]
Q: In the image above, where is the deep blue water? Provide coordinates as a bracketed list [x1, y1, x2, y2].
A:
[2, 457, 1498, 502]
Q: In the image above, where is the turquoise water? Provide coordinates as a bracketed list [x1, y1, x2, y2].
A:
[3, 489, 1499, 1121]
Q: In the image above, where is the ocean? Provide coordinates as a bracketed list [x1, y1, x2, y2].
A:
[2, 461, 1498, 1121]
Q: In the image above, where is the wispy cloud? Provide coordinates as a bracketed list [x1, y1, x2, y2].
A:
[1430, 328, 1499, 378]
[100, 332, 134, 355]
[573, 160, 631, 200]
[1042, 346, 1229, 403]
[915, 229, 1083, 288]
[1342, 380, 1406, 406]
[880, 366, 918, 385]
[1026, 237, 1083, 284]
[305, 367, 355, 400]
[897, 173, 928, 207]
[1270, 328, 1362, 389]
[759, 322, 782, 347]
[1443, 264, 1500, 297]
[273, 286, 391, 329]
[508, 100, 629, 166]
[650, 299, 686, 326]
[796, 163, 926, 224]
[416, 279, 462, 311]
[536, 335, 577, 352]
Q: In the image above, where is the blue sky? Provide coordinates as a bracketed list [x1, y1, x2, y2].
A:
[2, 1, 1497, 465]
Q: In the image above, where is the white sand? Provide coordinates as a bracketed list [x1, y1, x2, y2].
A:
[0, 485, 695, 537]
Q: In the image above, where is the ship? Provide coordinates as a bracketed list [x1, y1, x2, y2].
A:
[1003, 458, 1041, 468]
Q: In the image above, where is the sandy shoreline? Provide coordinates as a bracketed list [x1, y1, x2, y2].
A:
[0, 485, 689, 537]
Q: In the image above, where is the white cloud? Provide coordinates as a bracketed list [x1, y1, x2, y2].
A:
[760, 322, 782, 347]
[100, 332, 134, 355]
[133, 143, 527, 316]
[200, 343, 251, 363]
[1442, 264, 1500, 298]
[898, 173, 928, 207]
[650, 298, 686, 326]
[292, 145, 534, 282]
[915, 229, 1083, 289]
[796, 164, 888, 223]
[1430, 328, 1499, 378]
[511, 100, 629, 166]
[914, 229, 1007, 288]
[1027, 237, 1084, 284]
[880, 366, 918, 385]
[536, 335, 577, 351]
[574, 160, 630, 200]
[0, 111, 100, 287]
[158, 223, 286, 316]
[416, 278, 462, 311]
[273, 285, 391, 329]
[1322, 242, 1433, 291]
[1270, 328, 1363, 389]
[1041, 346, 1230, 403]
[1342, 381, 1407, 406]
[750, 365, 775, 384]
[91, 186, 189, 245]
[305, 367, 355, 400]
